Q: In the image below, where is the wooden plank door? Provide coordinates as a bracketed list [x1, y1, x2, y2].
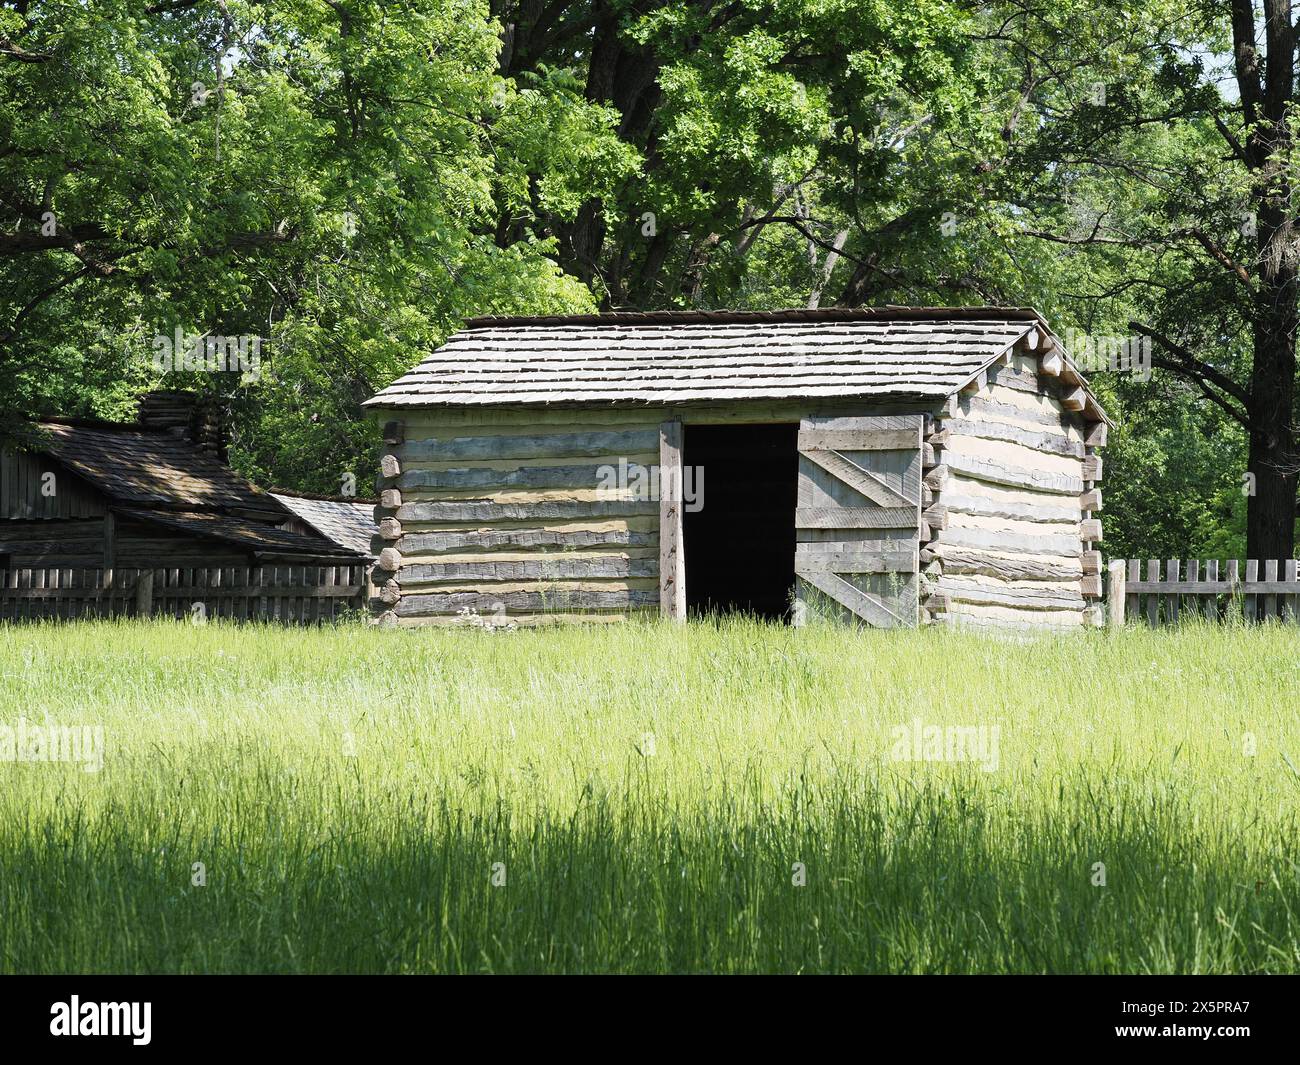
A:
[794, 414, 922, 627]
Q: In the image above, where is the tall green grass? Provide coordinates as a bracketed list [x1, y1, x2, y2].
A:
[0, 616, 1297, 973]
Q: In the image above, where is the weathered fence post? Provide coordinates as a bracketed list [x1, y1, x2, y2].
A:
[1107, 559, 1126, 627]
[135, 569, 154, 618]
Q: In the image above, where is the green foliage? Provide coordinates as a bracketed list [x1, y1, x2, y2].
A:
[1, 1, 621, 486]
[3, 0, 1290, 550]
[1097, 375, 1247, 560]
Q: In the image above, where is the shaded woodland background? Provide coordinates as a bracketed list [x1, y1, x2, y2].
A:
[4, 0, 1298, 560]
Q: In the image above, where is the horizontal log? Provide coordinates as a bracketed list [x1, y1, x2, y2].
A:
[922, 504, 948, 530]
[944, 452, 1084, 495]
[397, 500, 658, 523]
[1084, 422, 1107, 447]
[1080, 518, 1102, 542]
[955, 394, 1064, 429]
[796, 428, 917, 451]
[1081, 573, 1102, 597]
[792, 549, 916, 573]
[938, 525, 1080, 556]
[380, 453, 401, 478]
[382, 420, 404, 445]
[399, 463, 631, 492]
[986, 366, 1048, 396]
[378, 547, 402, 572]
[397, 527, 656, 555]
[395, 588, 659, 617]
[932, 546, 1082, 581]
[1040, 351, 1063, 376]
[1081, 550, 1101, 575]
[402, 429, 659, 462]
[795, 506, 918, 530]
[1080, 488, 1102, 511]
[946, 418, 1084, 458]
[940, 491, 1078, 524]
[378, 517, 402, 540]
[939, 577, 1083, 610]
[380, 488, 402, 509]
[1082, 455, 1103, 481]
[400, 557, 658, 584]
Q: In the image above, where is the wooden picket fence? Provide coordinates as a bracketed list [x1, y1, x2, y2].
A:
[1108, 559, 1300, 626]
[0, 565, 369, 623]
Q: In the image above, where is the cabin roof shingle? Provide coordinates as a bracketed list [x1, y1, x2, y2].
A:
[39, 420, 284, 519]
[365, 306, 1101, 412]
[271, 492, 378, 558]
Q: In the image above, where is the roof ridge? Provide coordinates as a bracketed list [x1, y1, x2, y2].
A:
[39, 416, 157, 432]
[463, 306, 1045, 329]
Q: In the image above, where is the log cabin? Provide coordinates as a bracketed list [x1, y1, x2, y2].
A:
[363, 307, 1111, 631]
[0, 392, 367, 571]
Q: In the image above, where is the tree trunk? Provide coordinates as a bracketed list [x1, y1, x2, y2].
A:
[1242, 0, 1298, 563]
[1246, 287, 1297, 561]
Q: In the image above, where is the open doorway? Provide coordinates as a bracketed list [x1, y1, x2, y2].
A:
[682, 423, 799, 621]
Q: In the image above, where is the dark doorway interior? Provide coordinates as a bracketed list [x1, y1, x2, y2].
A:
[682, 423, 799, 621]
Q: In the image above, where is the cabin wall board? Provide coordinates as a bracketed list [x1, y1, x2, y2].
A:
[1, 450, 106, 520]
[0, 516, 255, 567]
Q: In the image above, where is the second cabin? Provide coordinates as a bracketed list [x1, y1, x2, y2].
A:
[364, 307, 1110, 631]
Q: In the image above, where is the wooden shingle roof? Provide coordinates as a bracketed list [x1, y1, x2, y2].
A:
[365, 307, 1079, 409]
[272, 493, 378, 558]
[39, 421, 284, 520]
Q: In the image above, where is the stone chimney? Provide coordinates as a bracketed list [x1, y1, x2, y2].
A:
[137, 390, 228, 463]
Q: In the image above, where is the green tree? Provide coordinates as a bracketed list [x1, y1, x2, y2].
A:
[974, 0, 1300, 560]
[1, 0, 632, 487]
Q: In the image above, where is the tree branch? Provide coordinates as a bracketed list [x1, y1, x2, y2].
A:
[1128, 319, 1253, 424]
[0, 35, 52, 62]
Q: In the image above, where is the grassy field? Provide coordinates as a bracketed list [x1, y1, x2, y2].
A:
[0, 616, 1298, 974]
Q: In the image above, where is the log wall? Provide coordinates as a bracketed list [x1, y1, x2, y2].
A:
[372, 407, 665, 626]
[375, 385, 1106, 630]
[921, 347, 1105, 630]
